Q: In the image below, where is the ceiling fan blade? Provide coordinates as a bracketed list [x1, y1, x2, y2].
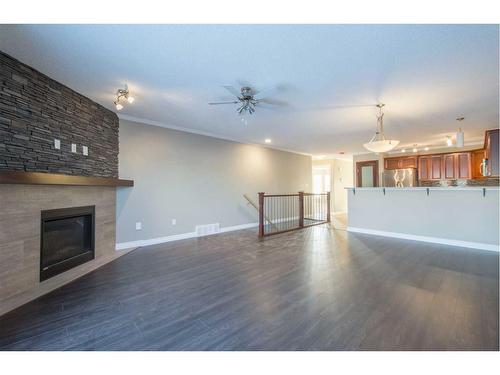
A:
[257, 98, 288, 107]
[222, 85, 241, 97]
[208, 101, 239, 105]
[255, 83, 290, 98]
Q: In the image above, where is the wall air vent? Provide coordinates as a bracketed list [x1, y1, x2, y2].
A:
[195, 223, 220, 237]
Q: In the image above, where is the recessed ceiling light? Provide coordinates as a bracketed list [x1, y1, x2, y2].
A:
[401, 149, 406, 153]
[264, 138, 272, 144]
[424, 146, 429, 151]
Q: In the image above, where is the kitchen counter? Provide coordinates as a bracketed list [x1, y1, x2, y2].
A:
[346, 186, 499, 191]
[346, 186, 499, 251]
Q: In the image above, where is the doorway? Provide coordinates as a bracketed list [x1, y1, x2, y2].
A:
[356, 160, 379, 187]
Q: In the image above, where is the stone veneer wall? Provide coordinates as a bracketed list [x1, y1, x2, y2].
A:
[0, 50, 119, 178]
[0, 185, 133, 316]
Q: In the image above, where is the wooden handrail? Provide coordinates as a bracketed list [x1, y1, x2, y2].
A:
[298, 191, 304, 228]
[258, 192, 265, 237]
[243, 194, 275, 231]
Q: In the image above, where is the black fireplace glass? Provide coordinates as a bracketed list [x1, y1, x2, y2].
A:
[40, 206, 95, 281]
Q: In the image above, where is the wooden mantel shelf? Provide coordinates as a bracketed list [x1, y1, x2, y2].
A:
[0, 171, 134, 187]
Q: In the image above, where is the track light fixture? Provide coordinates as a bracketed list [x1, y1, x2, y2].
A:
[113, 85, 134, 111]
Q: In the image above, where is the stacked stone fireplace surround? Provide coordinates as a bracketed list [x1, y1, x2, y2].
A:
[0, 51, 130, 316]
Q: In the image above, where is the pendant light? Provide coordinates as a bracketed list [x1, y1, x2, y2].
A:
[456, 117, 465, 147]
[363, 104, 400, 153]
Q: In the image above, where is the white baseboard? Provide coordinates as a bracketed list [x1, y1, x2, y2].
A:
[219, 222, 259, 233]
[347, 227, 499, 252]
[116, 222, 259, 251]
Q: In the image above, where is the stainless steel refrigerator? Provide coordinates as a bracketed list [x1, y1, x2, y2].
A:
[383, 168, 418, 187]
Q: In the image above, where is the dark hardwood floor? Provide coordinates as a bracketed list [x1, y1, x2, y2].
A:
[0, 225, 498, 350]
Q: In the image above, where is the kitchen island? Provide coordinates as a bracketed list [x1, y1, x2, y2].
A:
[346, 186, 499, 251]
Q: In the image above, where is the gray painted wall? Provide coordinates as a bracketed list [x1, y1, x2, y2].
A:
[116, 119, 312, 244]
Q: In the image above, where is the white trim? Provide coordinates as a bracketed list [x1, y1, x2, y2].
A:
[219, 222, 259, 233]
[119, 114, 311, 157]
[347, 226, 499, 252]
[115, 231, 197, 250]
[115, 222, 259, 251]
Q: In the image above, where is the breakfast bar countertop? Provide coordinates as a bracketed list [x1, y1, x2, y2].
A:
[345, 186, 500, 191]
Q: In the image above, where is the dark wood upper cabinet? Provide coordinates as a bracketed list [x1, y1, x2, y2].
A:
[431, 155, 442, 180]
[417, 152, 472, 181]
[442, 154, 455, 179]
[471, 149, 485, 179]
[484, 129, 499, 177]
[384, 156, 417, 170]
[401, 157, 418, 168]
[456, 152, 472, 179]
[418, 156, 431, 180]
[384, 158, 401, 170]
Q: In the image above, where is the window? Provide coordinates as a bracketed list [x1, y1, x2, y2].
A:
[312, 165, 331, 193]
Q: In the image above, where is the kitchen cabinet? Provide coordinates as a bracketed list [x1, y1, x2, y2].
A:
[384, 156, 417, 170]
[456, 152, 472, 179]
[471, 149, 485, 179]
[442, 154, 455, 179]
[484, 129, 499, 177]
[418, 156, 431, 180]
[431, 155, 443, 179]
[418, 152, 471, 180]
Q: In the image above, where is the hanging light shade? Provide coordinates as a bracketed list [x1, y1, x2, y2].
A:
[456, 118, 465, 147]
[363, 104, 400, 153]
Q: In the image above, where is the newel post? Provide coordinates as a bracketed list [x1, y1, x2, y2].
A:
[298, 191, 304, 228]
[326, 191, 331, 223]
[258, 192, 265, 237]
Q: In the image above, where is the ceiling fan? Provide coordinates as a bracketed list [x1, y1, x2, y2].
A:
[208, 85, 287, 116]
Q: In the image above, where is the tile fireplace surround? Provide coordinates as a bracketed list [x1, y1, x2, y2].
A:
[0, 184, 132, 316]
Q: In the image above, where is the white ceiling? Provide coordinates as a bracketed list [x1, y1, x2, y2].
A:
[0, 24, 498, 156]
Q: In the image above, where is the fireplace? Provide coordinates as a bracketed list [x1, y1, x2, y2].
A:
[40, 206, 95, 281]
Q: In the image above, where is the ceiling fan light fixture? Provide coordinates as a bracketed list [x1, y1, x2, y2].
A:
[363, 139, 400, 153]
[113, 85, 134, 111]
[363, 104, 400, 153]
